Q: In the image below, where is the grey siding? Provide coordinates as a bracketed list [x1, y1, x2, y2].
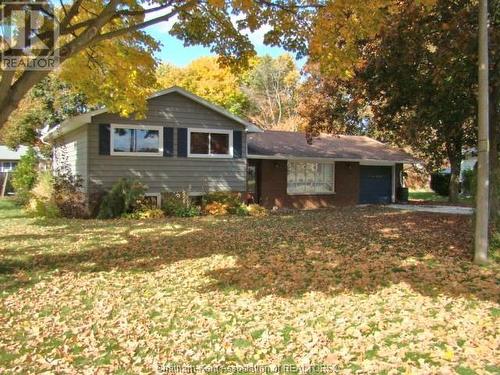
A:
[53, 127, 88, 191]
[87, 92, 247, 194]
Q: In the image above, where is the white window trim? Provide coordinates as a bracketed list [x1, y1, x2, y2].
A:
[187, 128, 233, 158]
[287, 160, 336, 195]
[0, 162, 10, 172]
[145, 192, 162, 208]
[110, 124, 163, 157]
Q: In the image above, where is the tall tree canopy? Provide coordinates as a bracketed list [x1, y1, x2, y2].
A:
[299, 0, 499, 204]
[362, 0, 481, 202]
[156, 57, 249, 116]
[1, 0, 431, 129]
[1, 77, 89, 149]
[242, 54, 301, 129]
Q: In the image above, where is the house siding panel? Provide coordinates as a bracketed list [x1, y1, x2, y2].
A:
[53, 127, 88, 192]
[87, 92, 247, 194]
[258, 160, 360, 209]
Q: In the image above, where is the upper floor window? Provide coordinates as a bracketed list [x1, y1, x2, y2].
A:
[287, 161, 335, 195]
[188, 129, 233, 158]
[111, 124, 163, 156]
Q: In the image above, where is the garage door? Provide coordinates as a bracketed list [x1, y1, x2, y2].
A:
[359, 166, 393, 204]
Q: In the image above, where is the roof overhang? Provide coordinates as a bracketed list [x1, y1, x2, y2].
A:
[41, 108, 107, 142]
[247, 154, 418, 164]
[42, 86, 263, 141]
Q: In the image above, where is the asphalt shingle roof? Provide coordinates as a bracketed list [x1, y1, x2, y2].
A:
[247, 131, 416, 163]
[0, 145, 28, 160]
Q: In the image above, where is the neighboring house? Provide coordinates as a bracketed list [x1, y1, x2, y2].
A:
[0, 145, 28, 196]
[0, 145, 28, 173]
[44, 86, 415, 209]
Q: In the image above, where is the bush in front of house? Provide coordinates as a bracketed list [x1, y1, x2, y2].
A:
[26, 171, 60, 218]
[161, 191, 201, 217]
[53, 171, 88, 218]
[11, 147, 38, 205]
[430, 172, 450, 196]
[202, 192, 242, 214]
[97, 178, 146, 219]
[122, 195, 166, 219]
[123, 208, 165, 219]
[247, 203, 268, 217]
[203, 201, 230, 216]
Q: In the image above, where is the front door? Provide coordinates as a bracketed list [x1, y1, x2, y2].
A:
[247, 160, 260, 203]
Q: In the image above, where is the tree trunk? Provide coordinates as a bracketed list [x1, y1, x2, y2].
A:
[474, 0, 490, 265]
[489, 78, 499, 226]
[448, 155, 462, 204]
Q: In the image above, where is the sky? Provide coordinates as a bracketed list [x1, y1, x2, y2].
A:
[143, 11, 305, 68]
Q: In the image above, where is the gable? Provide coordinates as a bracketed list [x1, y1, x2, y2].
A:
[43, 87, 261, 142]
[91, 92, 246, 131]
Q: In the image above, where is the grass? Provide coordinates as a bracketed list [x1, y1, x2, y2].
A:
[0, 199, 498, 373]
[409, 190, 474, 205]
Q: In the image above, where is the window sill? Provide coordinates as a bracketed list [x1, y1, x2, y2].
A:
[110, 152, 163, 157]
[287, 192, 336, 196]
[187, 154, 233, 159]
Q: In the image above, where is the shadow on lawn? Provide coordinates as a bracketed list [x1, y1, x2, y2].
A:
[1, 207, 498, 303]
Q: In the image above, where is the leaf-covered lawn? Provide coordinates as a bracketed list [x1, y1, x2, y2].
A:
[0, 199, 498, 374]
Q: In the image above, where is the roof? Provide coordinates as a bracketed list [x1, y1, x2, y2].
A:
[43, 86, 262, 140]
[0, 145, 29, 160]
[247, 131, 416, 163]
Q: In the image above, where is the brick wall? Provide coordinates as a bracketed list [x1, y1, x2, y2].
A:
[258, 160, 360, 209]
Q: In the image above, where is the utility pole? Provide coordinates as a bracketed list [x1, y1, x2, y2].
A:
[474, 0, 490, 265]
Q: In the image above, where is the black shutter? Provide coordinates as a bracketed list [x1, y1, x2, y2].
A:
[233, 130, 242, 158]
[99, 124, 110, 155]
[177, 128, 188, 157]
[163, 127, 174, 157]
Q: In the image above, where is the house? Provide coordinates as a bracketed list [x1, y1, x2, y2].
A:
[0, 145, 29, 196]
[44, 86, 415, 209]
[0, 145, 28, 173]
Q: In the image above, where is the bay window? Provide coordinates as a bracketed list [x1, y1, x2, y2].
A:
[188, 129, 232, 158]
[287, 161, 335, 194]
[111, 124, 163, 156]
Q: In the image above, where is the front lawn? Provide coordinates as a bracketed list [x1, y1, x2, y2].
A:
[409, 190, 474, 206]
[0, 199, 498, 373]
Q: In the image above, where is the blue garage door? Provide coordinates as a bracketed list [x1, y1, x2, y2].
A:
[359, 166, 392, 204]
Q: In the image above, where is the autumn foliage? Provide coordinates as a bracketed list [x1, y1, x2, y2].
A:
[0, 201, 498, 372]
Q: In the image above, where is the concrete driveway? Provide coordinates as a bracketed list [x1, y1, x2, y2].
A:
[389, 204, 474, 215]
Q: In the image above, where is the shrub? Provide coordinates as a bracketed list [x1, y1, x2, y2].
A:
[234, 204, 249, 216]
[26, 171, 59, 218]
[247, 204, 268, 217]
[430, 172, 450, 196]
[174, 206, 202, 217]
[123, 208, 165, 220]
[97, 178, 146, 219]
[53, 172, 87, 218]
[203, 192, 242, 213]
[11, 147, 38, 205]
[461, 168, 476, 197]
[203, 201, 229, 216]
[88, 191, 106, 218]
[161, 191, 201, 217]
